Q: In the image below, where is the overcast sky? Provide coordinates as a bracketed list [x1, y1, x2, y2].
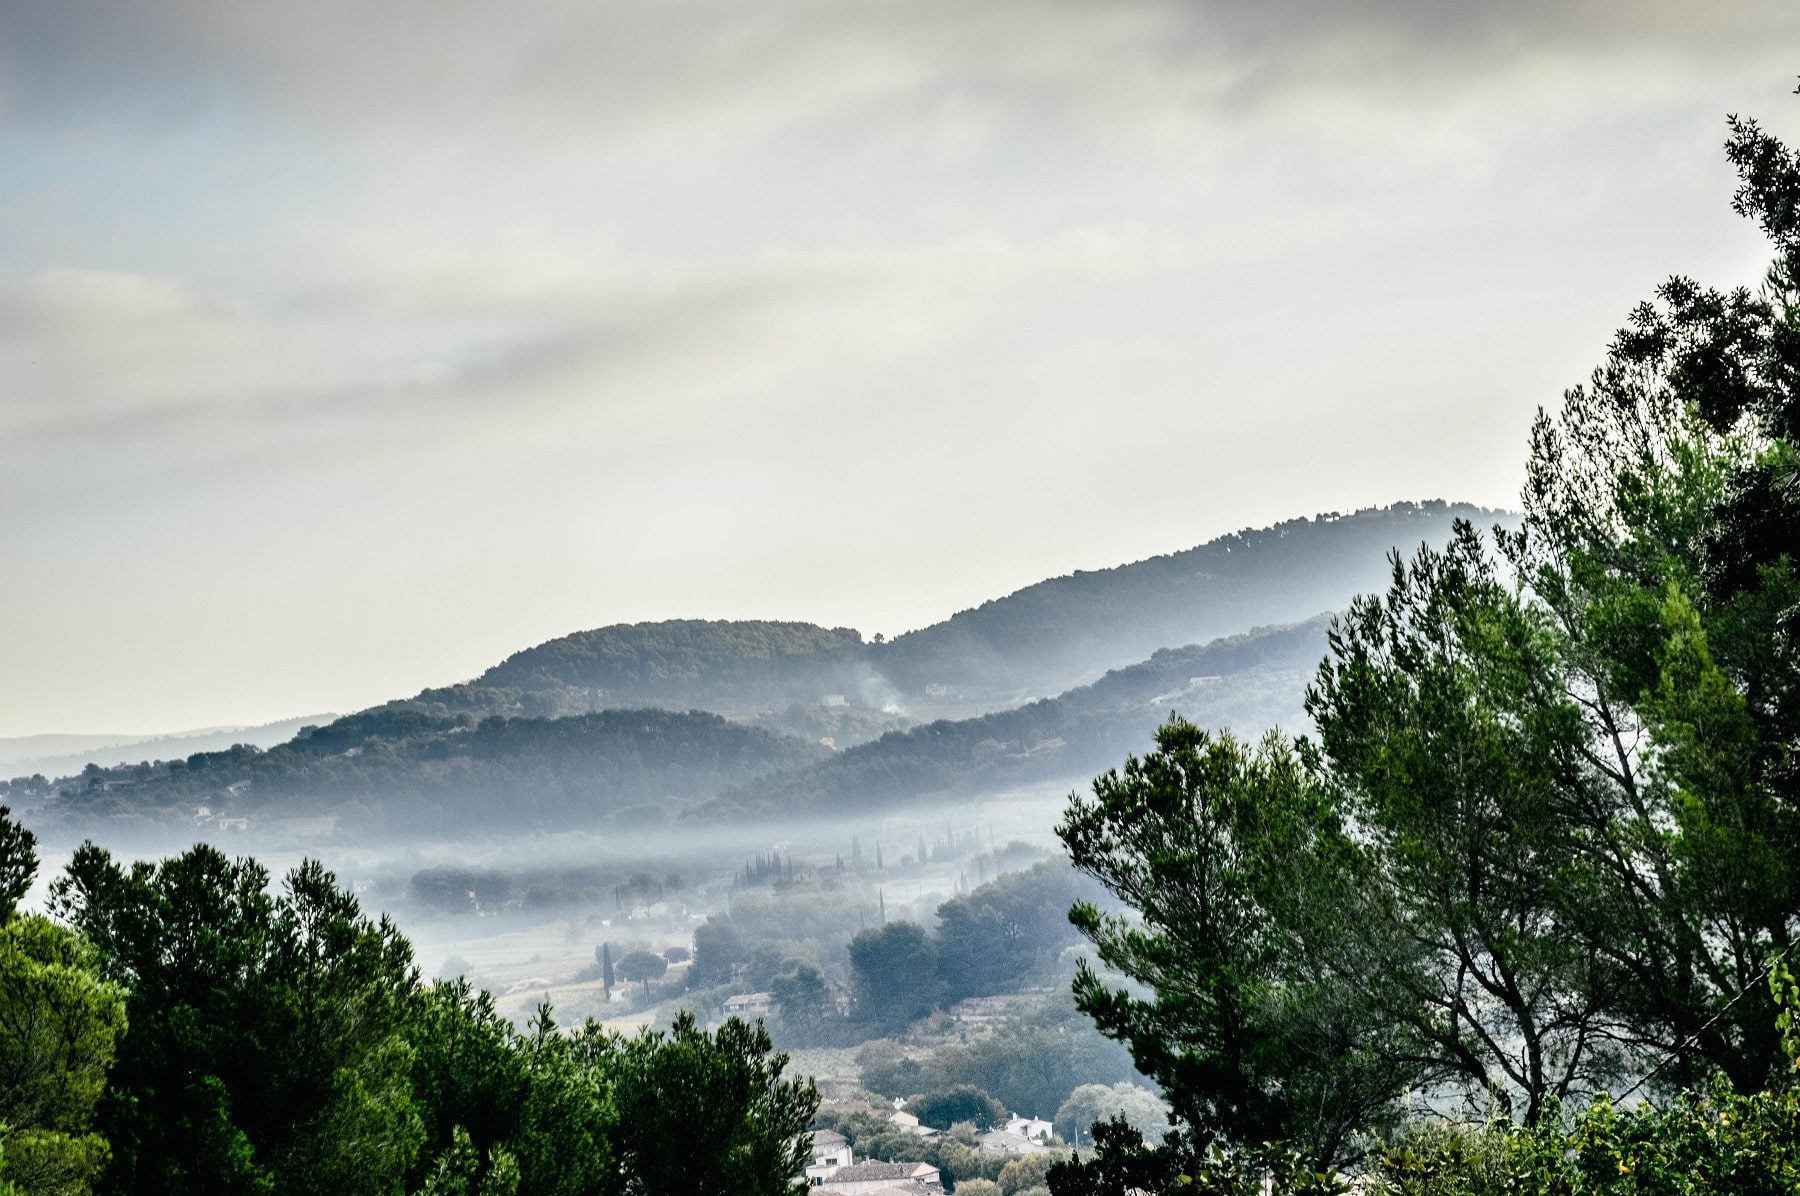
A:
[4, 2, 1799, 738]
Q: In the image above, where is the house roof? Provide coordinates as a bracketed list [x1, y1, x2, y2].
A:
[810, 1129, 849, 1149]
[825, 1161, 937, 1182]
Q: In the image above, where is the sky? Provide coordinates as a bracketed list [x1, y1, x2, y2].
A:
[4, 1, 1799, 738]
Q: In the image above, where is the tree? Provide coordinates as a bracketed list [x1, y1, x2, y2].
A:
[598, 942, 614, 995]
[615, 950, 668, 997]
[771, 963, 838, 1044]
[406, 980, 528, 1189]
[909, 1085, 1006, 1131]
[690, 916, 746, 988]
[596, 1011, 818, 1196]
[1308, 525, 1623, 1121]
[0, 807, 35, 919]
[51, 844, 424, 1195]
[416, 1126, 520, 1196]
[1059, 720, 1414, 1163]
[848, 921, 940, 1033]
[999, 1152, 1063, 1194]
[0, 811, 124, 1196]
[935, 860, 1089, 1002]
[1054, 1083, 1169, 1147]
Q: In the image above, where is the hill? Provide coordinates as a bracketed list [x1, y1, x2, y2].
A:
[0, 714, 336, 779]
[47, 707, 828, 834]
[868, 500, 1505, 702]
[387, 501, 1503, 729]
[712, 617, 1330, 816]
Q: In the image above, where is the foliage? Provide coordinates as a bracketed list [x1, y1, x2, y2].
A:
[771, 963, 841, 1045]
[910, 1085, 1007, 1131]
[0, 810, 125, 1196]
[614, 950, 668, 995]
[417, 1127, 521, 1196]
[1060, 720, 1410, 1162]
[0, 807, 36, 919]
[848, 922, 941, 1033]
[60, 708, 827, 830]
[857, 998, 1144, 1122]
[999, 1153, 1066, 1194]
[594, 1011, 818, 1196]
[935, 860, 1096, 1003]
[1054, 1083, 1169, 1147]
[52, 844, 424, 1195]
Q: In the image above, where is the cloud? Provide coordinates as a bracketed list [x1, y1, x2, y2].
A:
[0, 222, 1199, 441]
[6, 1, 1793, 154]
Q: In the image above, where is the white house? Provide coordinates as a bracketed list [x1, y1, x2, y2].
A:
[723, 992, 774, 1018]
[1004, 1115, 1054, 1143]
[976, 1128, 1047, 1156]
[804, 1129, 853, 1186]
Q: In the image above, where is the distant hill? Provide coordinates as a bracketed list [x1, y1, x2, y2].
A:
[389, 620, 875, 722]
[386, 501, 1506, 729]
[47, 708, 828, 833]
[0, 715, 336, 779]
[25, 500, 1507, 835]
[868, 500, 1507, 702]
[713, 617, 1330, 817]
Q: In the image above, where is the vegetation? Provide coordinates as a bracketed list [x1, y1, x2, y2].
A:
[908, 1084, 1006, 1130]
[720, 619, 1328, 815]
[0, 811, 125, 1196]
[1048, 99, 1800, 1193]
[53, 708, 825, 831]
[871, 502, 1502, 698]
[8, 813, 817, 1195]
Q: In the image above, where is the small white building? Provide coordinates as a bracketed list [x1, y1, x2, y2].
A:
[1005, 1115, 1054, 1143]
[804, 1129, 854, 1186]
[724, 992, 774, 1018]
[976, 1128, 1047, 1156]
[887, 1109, 938, 1138]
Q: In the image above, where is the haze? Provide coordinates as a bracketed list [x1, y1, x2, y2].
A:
[5, 1, 1797, 737]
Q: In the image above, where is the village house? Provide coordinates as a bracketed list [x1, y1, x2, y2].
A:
[975, 1127, 1047, 1156]
[1004, 1114, 1054, 1143]
[813, 1160, 942, 1193]
[723, 991, 774, 1018]
[803, 1128, 853, 1186]
[887, 1108, 938, 1138]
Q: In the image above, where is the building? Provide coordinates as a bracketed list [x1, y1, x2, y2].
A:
[887, 1109, 938, 1138]
[976, 1128, 1047, 1156]
[814, 1160, 942, 1193]
[804, 1129, 854, 1186]
[1004, 1114, 1054, 1143]
[723, 992, 774, 1018]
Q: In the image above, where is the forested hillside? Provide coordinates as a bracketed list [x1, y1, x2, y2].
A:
[715, 618, 1328, 815]
[51, 708, 827, 832]
[384, 501, 1501, 727]
[869, 500, 1504, 700]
